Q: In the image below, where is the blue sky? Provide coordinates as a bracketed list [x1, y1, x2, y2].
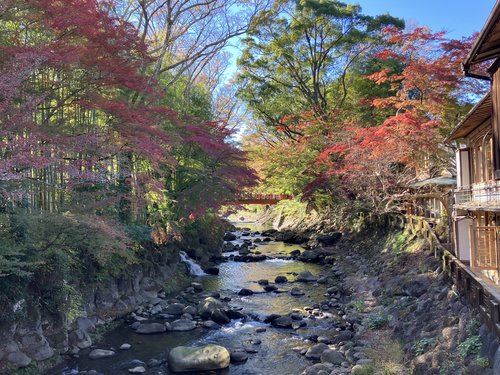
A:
[357, 0, 496, 39]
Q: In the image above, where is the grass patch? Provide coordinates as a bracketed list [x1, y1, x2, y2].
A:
[364, 333, 406, 375]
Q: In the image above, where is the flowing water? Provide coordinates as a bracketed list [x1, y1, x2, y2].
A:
[50, 222, 338, 375]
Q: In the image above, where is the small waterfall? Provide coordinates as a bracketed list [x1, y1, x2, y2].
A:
[179, 251, 207, 276]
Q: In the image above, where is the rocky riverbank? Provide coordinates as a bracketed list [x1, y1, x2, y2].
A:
[44, 219, 500, 375]
[220, 224, 498, 374]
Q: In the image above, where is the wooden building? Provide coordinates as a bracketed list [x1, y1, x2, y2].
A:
[448, 1, 500, 284]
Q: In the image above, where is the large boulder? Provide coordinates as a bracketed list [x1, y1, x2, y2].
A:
[168, 345, 230, 372]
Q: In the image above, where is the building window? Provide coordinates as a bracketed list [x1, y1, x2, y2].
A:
[471, 211, 499, 270]
[472, 132, 493, 183]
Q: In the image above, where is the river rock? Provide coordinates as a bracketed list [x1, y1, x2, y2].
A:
[299, 250, 322, 263]
[297, 271, 317, 282]
[320, 349, 345, 365]
[275, 275, 288, 283]
[89, 349, 116, 359]
[168, 345, 230, 372]
[291, 287, 305, 296]
[302, 363, 334, 375]
[136, 323, 167, 334]
[170, 319, 197, 331]
[205, 266, 220, 275]
[305, 343, 328, 360]
[238, 288, 254, 296]
[164, 303, 186, 315]
[292, 321, 307, 329]
[275, 231, 309, 244]
[290, 249, 301, 257]
[69, 328, 92, 349]
[203, 320, 220, 329]
[263, 284, 278, 292]
[191, 282, 203, 292]
[120, 343, 132, 350]
[224, 233, 237, 241]
[7, 352, 31, 367]
[230, 350, 248, 363]
[257, 279, 269, 285]
[261, 229, 278, 236]
[211, 309, 231, 325]
[128, 366, 146, 373]
[317, 232, 342, 246]
[198, 297, 224, 318]
[271, 316, 293, 328]
[226, 309, 245, 319]
[183, 306, 198, 316]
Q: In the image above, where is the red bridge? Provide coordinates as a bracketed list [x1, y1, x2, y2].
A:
[226, 193, 293, 205]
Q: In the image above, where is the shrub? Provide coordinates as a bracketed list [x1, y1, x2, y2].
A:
[412, 337, 436, 355]
[366, 313, 390, 329]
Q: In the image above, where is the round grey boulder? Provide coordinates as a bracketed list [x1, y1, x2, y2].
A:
[168, 345, 230, 372]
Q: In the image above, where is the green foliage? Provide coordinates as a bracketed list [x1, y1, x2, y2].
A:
[476, 357, 490, 368]
[0, 210, 136, 322]
[412, 337, 436, 356]
[458, 335, 482, 358]
[366, 312, 390, 329]
[352, 300, 366, 312]
[163, 272, 191, 296]
[182, 213, 227, 251]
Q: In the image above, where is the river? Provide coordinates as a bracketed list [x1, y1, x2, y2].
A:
[49, 222, 340, 375]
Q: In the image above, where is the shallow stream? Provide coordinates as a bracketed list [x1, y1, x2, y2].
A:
[50, 221, 338, 375]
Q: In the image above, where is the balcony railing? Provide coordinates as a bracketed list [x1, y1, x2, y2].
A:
[454, 184, 500, 206]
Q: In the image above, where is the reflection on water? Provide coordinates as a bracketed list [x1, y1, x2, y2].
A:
[50, 221, 334, 375]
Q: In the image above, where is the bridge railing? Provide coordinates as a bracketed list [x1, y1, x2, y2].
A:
[234, 193, 293, 201]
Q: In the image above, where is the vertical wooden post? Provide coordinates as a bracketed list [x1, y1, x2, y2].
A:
[491, 68, 500, 179]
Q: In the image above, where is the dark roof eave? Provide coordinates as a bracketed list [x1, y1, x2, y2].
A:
[464, 0, 500, 72]
[446, 93, 492, 142]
